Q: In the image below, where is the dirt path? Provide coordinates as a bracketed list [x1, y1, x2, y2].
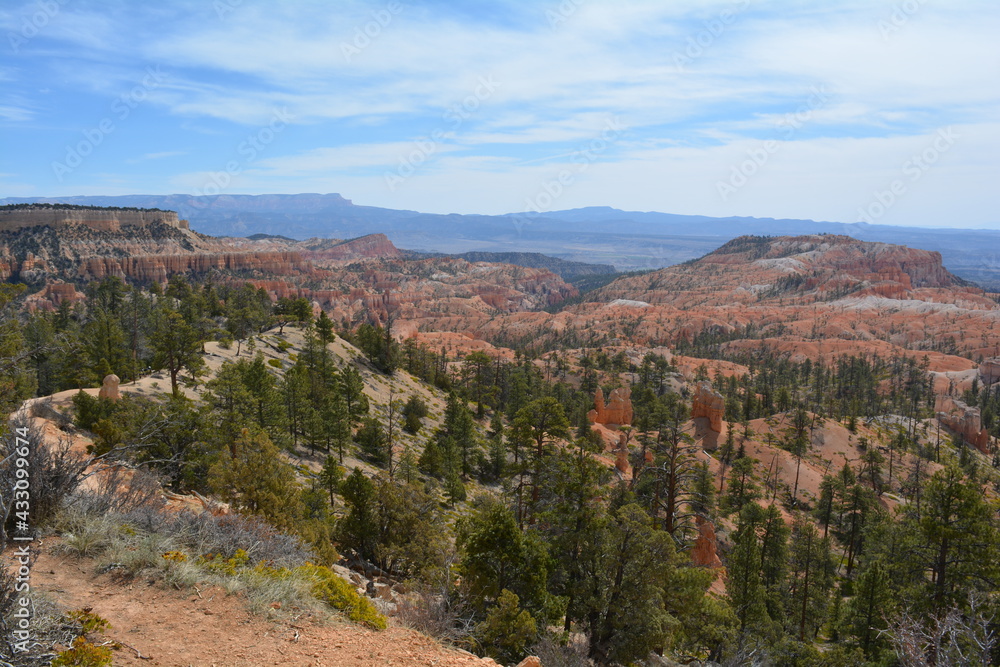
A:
[27, 545, 497, 667]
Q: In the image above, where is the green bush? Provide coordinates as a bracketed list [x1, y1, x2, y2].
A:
[52, 609, 114, 667]
[51, 637, 113, 667]
[299, 563, 387, 630]
[473, 589, 537, 665]
[72, 390, 115, 431]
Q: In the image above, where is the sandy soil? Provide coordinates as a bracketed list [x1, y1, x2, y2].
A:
[23, 543, 498, 667]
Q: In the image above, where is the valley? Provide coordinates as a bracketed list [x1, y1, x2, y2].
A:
[1, 204, 999, 667]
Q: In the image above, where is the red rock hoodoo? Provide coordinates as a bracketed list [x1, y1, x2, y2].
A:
[691, 516, 723, 569]
[587, 385, 634, 426]
[691, 382, 725, 433]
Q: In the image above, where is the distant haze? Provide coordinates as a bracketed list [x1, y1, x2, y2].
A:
[4, 193, 999, 290]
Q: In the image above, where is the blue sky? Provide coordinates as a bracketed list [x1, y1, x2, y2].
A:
[1, 0, 998, 228]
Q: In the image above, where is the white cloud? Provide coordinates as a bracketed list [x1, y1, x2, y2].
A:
[4, 0, 999, 227]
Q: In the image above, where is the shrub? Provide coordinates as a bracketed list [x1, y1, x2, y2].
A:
[402, 396, 429, 435]
[51, 609, 114, 667]
[1, 415, 89, 542]
[66, 609, 111, 635]
[472, 589, 537, 665]
[299, 563, 386, 630]
[268, 358, 283, 369]
[51, 636, 113, 667]
[71, 391, 115, 431]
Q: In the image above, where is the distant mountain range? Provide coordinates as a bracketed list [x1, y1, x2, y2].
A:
[3, 193, 998, 289]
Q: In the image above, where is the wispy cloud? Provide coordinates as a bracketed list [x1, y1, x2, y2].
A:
[1, 0, 998, 227]
[127, 150, 186, 163]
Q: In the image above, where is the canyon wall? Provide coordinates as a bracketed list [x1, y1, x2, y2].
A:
[0, 207, 186, 232]
[79, 251, 314, 283]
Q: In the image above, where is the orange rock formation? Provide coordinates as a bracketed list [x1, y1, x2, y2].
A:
[981, 358, 1000, 385]
[691, 516, 723, 569]
[936, 396, 993, 454]
[587, 385, 634, 426]
[692, 382, 725, 433]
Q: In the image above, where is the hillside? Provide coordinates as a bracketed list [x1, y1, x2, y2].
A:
[466, 235, 999, 375]
[0, 322, 517, 666]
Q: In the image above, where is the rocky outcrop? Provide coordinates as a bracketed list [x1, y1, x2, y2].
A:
[691, 382, 725, 433]
[304, 233, 401, 261]
[615, 432, 630, 475]
[23, 282, 86, 312]
[691, 517, 723, 569]
[981, 358, 1000, 386]
[98, 374, 120, 401]
[936, 396, 992, 454]
[587, 385, 633, 426]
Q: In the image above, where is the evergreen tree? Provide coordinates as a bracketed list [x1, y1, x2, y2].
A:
[457, 497, 553, 620]
[786, 516, 834, 641]
[845, 558, 893, 659]
[584, 504, 677, 665]
[473, 589, 538, 666]
[511, 397, 569, 525]
[727, 504, 774, 634]
[208, 429, 304, 531]
[151, 305, 205, 396]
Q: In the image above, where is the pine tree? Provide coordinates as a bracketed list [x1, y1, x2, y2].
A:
[208, 429, 304, 531]
[473, 589, 538, 665]
[151, 306, 205, 396]
[727, 504, 774, 633]
[511, 397, 569, 524]
[846, 558, 893, 658]
[585, 504, 677, 665]
[787, 516, 834, 641]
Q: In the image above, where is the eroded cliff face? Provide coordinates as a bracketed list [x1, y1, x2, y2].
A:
[302, 233, 401, 260]
[1, 220, 575, 324]
[691, 382, 725, 433]
[981, 358, 1000, 386]
[242, 256, 576, 330]
[936, 396, 994, 454]
[0, 222, 310, 283]
[78, 251, 314, 282]
[0, 207, 185, 232]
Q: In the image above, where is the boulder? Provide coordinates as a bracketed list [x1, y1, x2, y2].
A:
[515, 658, 542, 667]
[98, 374, 120, 401]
